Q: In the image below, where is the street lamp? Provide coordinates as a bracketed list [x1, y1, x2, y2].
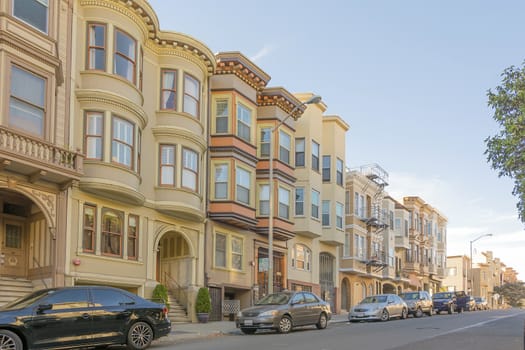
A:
[469, 233, 493, 293]
[267, 94, 322, 294]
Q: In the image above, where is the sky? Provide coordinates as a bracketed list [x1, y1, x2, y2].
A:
[148, 0, 525, 278]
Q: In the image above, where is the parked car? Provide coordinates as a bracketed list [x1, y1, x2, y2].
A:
[466, 296, 477, 311]
[399, 291, 434, 317]
[474, 297, 489, 310]
[0, 286, 171, 350]
[432, 291, 457, 314]
[349, 294, 408, 322]
[236, 291, 331, 334]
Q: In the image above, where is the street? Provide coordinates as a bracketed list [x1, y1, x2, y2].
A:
[151, 309, 525, 350]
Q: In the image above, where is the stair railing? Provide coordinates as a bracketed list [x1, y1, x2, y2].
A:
[163, 271, 187, 312]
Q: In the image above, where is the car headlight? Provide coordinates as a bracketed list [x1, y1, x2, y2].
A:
[259, 310, 278, 317]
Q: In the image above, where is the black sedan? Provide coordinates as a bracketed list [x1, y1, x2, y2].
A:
[0, 285, 171, 350]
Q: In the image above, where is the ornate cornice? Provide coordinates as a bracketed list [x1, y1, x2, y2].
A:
[215, 51, 271, 90]
[258, 87, 306, 119]
[151, 126, 207, 151]
[75, 89, 148, 128]
[79, 0, 216, 75]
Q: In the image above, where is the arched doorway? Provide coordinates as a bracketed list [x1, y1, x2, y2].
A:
[157, 231, 192, 286]
[382, 283, 396, 294]
[0, 188, 53, 288]
[319, 252, 335, 311]
[341, 278, 350, 311]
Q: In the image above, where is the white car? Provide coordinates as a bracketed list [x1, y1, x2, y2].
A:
[349, 294, 408, 322]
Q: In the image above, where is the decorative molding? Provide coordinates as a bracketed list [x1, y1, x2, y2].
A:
[32, 189, 57, 218]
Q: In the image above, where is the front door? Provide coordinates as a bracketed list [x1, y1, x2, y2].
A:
[1, 221, 26, 277]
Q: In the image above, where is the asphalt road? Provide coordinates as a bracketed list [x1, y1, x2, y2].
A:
[151, 309, 525, 350]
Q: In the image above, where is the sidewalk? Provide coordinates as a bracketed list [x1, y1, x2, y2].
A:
[154, 312, 349, 345]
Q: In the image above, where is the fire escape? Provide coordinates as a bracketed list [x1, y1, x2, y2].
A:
[359, 164, 389, 272]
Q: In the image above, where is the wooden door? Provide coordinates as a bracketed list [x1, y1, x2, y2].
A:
[1, 222, 26, 277]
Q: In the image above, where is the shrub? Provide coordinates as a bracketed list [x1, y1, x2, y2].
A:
[195, 287, 211, 314]
[152, 284, 170, 309]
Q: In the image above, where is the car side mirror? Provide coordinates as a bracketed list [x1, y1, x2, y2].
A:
[37, 304, 53, 313]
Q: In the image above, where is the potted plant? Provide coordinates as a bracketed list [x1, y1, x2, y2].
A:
[195, 287, 211, 323]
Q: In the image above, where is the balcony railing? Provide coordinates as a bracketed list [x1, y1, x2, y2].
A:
[0, 126, 83, 180]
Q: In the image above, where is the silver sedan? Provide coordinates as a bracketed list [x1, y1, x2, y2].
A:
[349, 294, 408, 322]
[236, 291, 332, 334]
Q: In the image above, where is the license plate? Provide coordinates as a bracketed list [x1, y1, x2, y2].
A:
[244, 320, 253, 326]
[356, 313, 365, 317]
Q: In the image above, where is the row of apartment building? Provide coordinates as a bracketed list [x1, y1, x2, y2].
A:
[0, 0, 451, 321]
[443, 252, 519, 308]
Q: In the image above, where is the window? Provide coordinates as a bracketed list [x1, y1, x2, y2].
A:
[259, 184, 269, 216]
[295, 187, 304, 216]
[83, 204, 96, 253]
[260, 128, 270, 157]
[215, 99, 229, 133]
[390, 211, 394, 228]
[237, 103, 251, 142]
[236, 167, 250, 204]
[85, 112, 103, 159]
[139, 47, 144, 91]
[359, 195, 365, 217]
[344, 233, 350, 256]
[292, 244, 311, 271]
[9, 65, 46, 137]
[311, 189, 320, 219]
[232, 237, 243, 270]
[295, 138, 305, 166]
[322, 155, 331, 181]
[182, 148, 198, 191]
[13, 0, 48, 33]
[87, 23, 106, 70]
[111, 116, 134, 168]
[183, 74, 200, 117]
[447, 267, 457, 276]
[336, 202, 344, 229]
[114, 29, 136, 83]
[137, 130, 142, 174]
[322, 200, 330, 226]
[278, 187, 290, 219]
[311, 141, 319, 171]
[215, 233, 226, 268]
[101, 209, 122, 257]
[161, 69, 177, 110]
[91, 289, 134, 307]
[336, 158, 344, 186]
[354, 192, 359, 216]
[128, 214, 138, 260]
[214, 233, 243, 270]
[159, 144, 175, 186]
[355, 235, 366, 259]
[214, 164, 228, 199]
[345, 191, 350, 214]
[279, 131, 291, 164]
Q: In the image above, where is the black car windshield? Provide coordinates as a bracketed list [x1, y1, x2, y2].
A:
[433, 292, 453, 299]
[399, 293, 418, 300]
[1, 289, 56, 310]
[255, 293, 291, 305]
[360, 296, 387, 304]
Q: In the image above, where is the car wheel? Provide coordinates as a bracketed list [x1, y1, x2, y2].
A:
[127, 321, 153, 350]
[380, 309, 389, 322]
[240, 328, 257, 335]
[401, 308, 408, 319]
[0, 330, 22, 350]
[316, 313, 328, 329]
[415, 307, 423, 318]
[278, 315, 293, 333]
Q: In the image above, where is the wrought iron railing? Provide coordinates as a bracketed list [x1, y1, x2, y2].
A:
[163, 271, 187, 311]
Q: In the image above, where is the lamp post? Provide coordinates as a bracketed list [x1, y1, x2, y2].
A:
[469, 233, 492, 294]
[267, 94, 322, 295]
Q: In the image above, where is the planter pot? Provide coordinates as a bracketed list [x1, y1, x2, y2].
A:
[196, 312, 209, 323]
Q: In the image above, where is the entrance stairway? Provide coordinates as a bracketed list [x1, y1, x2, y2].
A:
[167, 290, 191, 323]
[0, 277, 33, 307]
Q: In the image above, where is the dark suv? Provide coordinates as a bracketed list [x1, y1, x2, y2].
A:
[399, 291, 433, 317]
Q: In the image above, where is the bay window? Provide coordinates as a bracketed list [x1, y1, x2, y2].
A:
[182, 148, 198, 191]
[114, 29, 136, 83]
[111, 116, 134, 168]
